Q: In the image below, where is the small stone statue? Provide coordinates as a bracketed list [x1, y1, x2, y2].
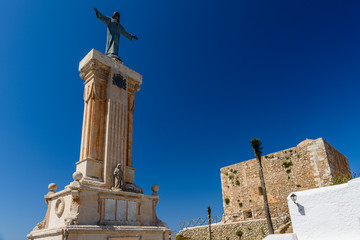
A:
[94, 8, 138, 61]
[113, 163, 124, 190]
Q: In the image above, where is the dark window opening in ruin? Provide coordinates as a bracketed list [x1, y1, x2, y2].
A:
[258, 187, 263, 196]
[244, 210, 253, 219]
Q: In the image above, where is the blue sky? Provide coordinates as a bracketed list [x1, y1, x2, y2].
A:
[1, 0, 360, 239]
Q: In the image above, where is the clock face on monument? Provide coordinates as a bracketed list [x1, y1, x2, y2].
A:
[112, 73, 127, 90]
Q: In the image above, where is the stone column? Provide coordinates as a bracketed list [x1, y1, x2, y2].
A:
[77, 49, 142, 188]
[103, 71, 129, 188]
[125, 77, 141, 185]
[77, 58, 110, 182]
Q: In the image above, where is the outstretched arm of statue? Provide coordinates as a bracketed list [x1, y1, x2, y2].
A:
[94, 8, 110, 25]
[119, 24, 138, 40]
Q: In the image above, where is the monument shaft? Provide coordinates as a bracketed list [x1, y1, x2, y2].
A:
[77, 49, 141, 188]
[27, 49, 169, 240]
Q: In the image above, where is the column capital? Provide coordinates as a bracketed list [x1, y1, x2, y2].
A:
[128, 77, 141, 95]
[79, 49, 143, 85]
[79, 58, 110, 83]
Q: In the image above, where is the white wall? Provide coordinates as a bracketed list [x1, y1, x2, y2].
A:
[264, 233, 298, 240]
[287, 178, 360, 240]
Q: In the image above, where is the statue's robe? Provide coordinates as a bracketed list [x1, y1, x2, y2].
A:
[96, 11, 133, 57]
[114, 167, 124, 189]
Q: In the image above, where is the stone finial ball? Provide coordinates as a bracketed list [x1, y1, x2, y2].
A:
[72, 171, 83, 181]
[151, 184, 159, 192]
[48, 183, 57, 192]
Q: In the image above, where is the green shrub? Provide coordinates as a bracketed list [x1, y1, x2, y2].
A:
[282, 161, 293, 168]
[236, 229, 244, 238]
[238, 202, 243, 207]
[236, 180, 240, 185]
[176, 234, 184, 239]
[225, 198, 230, 204]
[286, 169, 291, 174]
[260, 226, 266, 237]
[331, 173, 359, 185]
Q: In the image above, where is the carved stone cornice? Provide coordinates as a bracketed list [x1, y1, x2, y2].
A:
[128, 77, 141, 95]
[80, 59, 110, 83]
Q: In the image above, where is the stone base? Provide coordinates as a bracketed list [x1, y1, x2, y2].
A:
[27, 225, 170, 240]
[28, 179, 169, 240]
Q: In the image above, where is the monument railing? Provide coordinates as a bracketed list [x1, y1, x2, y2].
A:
[179, 215, 223, 229]
[179, 207, 290, 230]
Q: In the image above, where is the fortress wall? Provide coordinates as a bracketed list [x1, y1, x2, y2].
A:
[220, 138, 350, 222]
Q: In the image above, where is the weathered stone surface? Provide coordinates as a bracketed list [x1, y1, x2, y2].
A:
[220, 138, 350, 222]
[179, 218, 284, 240]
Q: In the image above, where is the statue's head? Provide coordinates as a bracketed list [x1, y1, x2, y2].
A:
[116, 163, 121, 168]
[112, 12, 120, 22]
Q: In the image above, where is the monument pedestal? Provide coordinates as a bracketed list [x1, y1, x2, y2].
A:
[27, 178, 168, 240]
[27, 49, 170, 240]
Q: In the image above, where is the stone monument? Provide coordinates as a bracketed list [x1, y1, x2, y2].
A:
[27, 13, 170, 238]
